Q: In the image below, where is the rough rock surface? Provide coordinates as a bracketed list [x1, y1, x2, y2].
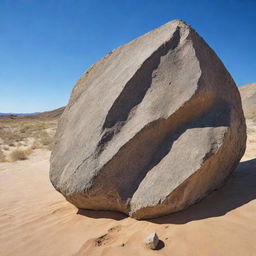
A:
[50, 20, 246, 219]
[144, 233, 159, 250]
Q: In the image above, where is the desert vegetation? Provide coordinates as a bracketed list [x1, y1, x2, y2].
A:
[248, 113, 256, 123]
[0, 118, 58, 162]
[10, 148, 32, 161]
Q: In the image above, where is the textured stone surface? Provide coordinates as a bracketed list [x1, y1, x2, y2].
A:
[50, 20, 246, 219]
[144, 233, 159, 250]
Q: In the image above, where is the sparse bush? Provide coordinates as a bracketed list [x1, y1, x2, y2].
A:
[247, 127, 254, 133]
[39, 131, 53, 146]
[20, 125, 30, 133]
[0, 118, 58, 153]
[46, 141, 54, 151]
[10, 148, 32, 161]
[0, 150, 6, 162]
[31, 140, 40, 150]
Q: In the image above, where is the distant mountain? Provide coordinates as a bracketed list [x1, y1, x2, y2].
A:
[0, 112, 40, 116]
[239, 83, 256, 118]
[31, 107, 65, 120]
[0, 107, 65, 120]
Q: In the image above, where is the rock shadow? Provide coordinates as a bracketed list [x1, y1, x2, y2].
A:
[76, 208, 126, 221]
[97, 28, 181, 153]
[76, 158, 256, 223]
[156, 240, 165, 250]
[102, 28, 181, 130]
[108, 100, 231, 202]
[148, 157, 256, 224]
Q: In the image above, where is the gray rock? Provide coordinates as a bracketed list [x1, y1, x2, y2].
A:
[144, 233, 159, 250]
[50, 20, 246, 219]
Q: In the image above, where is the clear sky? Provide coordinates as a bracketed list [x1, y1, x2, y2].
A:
[0, 0, 255, 113]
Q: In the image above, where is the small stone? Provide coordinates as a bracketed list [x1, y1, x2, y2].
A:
[145, 233, 159, 250]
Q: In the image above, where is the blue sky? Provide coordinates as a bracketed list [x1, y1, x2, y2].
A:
[0, 0, 255, 113]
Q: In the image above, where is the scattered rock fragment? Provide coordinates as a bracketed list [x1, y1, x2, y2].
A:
[145, 233, 159, 250]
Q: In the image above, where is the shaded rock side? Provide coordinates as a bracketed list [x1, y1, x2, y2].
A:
[50, 20, 246, 219]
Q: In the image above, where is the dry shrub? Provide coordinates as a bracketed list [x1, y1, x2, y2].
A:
[0, 119, 57, 153]
[46, 141, 54, 151]
[31, 132, 55, 151]
[0, 150, 6, 162]
[10, 148, 32, 161]
[31, 141, 40, 150]
[247, 127, 255, 134]
[20, 125, 31, 134]
[39, 131, 53, 146]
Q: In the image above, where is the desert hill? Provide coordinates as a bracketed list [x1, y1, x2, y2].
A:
[239, 83, 256, 118]
[30, 106, 65, 120]
[0, 106, 65, 120]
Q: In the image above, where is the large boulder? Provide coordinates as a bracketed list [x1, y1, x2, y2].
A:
[50, 20, 246, 219]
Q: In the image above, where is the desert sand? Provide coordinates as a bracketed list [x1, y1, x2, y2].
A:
[0, 120, 255, 256]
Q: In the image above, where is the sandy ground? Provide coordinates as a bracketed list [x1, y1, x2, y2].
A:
[0, 122, 255, 256]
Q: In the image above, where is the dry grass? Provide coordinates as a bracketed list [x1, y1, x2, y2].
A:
[39, 131, 53, 146]
[10, 148, 32, 161]
[0, 149, 6, 162]
[0, 118, 58, 161]
[247, 127, 255, 134]
[248, 113, 256, 124]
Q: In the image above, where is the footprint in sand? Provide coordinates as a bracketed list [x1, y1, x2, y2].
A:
[94, 225, 123, 247]
[107, 225, 122, 233]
